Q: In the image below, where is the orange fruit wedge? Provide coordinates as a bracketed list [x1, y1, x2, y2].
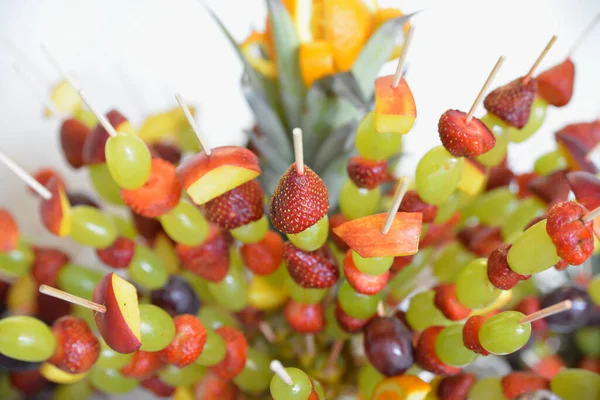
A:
[299, 40, 335, 87]
[371, 375, 431, 400]
[240, 31, 276, 79]
[372, 8, 410, 61]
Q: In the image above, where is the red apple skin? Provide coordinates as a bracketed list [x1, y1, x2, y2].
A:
[566, 171, 600, 210]
[82, 110, 129, 165]
[555, 121, 600, 173]
[40, 178, 69, 237]
[92, 273, 142, 354]
[60, 118, 90, 169]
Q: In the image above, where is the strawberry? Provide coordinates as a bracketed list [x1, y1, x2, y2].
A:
[194, 372, 239, 400]
[49, 316, 100, 373]
[60, 118, 89, 169]
[557, 120, 600, 149]
[235, 306, 264, 329]
[537, 58, 575, 107]
[485, 159, 514, 191]
[141, 376, 175, 398]
[335, 301, 372, 333]
[529, 170, 570, 206]
[177, 225, 230, 282]
[96, 237, 135, 269]
[83, 109, 128, 165]
[579, 357, 600, 374]
[457, 225, 503, 258]
[437, 373, 476, 400]
[515, 172, 539, 198]
[546, 201, 594, 265]
[420, 212, 460, 248]
[208, 326, 248, 380]
[149, 142, 182, 165]
[531, 354, 565, 380]
[30, 168, 65, 197]
[9, 369, 48, 396]
[67, 192, 101, 208]
[487, 244, 530, 290]
[284, 300, 325, 333]
[462, 315, 490, 356]
[31, 247, 69, 286]
[132, 211, 161, 242]
[283, 242, 339, 289]
[433, 283, 471, 321]
[483, 78, 537, 129]
[343, 250, 388, 295]
[159, 314, 206, 368]
[346, 156, 390, 189]
[269, 164, 329, 234]
[438, 110, 495, 157]
[203, 180, 264, 230]
[240, 231, 283, 275]
[329, 213, 350, 252]
[121, 158, 181, 218]
[501, 372, 549, 399]
[0, 209, 19, 252]
[514, 296, 547, 333]
[121, 350, 163, 380]
[416, 326, 461, 376]
[36, 290, 72, 325]
[399, 190, 438, 223]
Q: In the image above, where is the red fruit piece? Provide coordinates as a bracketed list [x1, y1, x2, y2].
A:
[30, 168, 66, 196]
[438, 110, 496, 157]
[269, 164, 329, 234]
[487, 244, 530, 290]
[40, 177, 70, 237]
[554, 259, 569, 271]
[60, 118, 90, 169]
[132, 211, 161, 242]
[437, 372, 476, 400]
[83, 110, 128, 165]
[150, 142, 182, 165]
[240, 231, 283, 275]
[203, 180, 264, 230]
[121, 158, 181, 218]
[194, 373, 239, 400]
[515, 172, 539, 198]
[485, 159, 514, 191]
[10, 369, 48, 396]
[514, 296, 547, 333]
[121, 350, 163, 380]
[537, 58, 575, 107]
[433, 283, 471, 321]
[343, 251, 388, 295]
[335, 301, 372, 333]
[67, 192, 101, 209]
[96, 237, 135, 269]
[346, 156, 390, 189]
[31, 247, 70, 286]
[457, 224, 503, 258]
[49, 316, 100, 374]
[501, 372, 549, 399]
[420, 212, 461, 248]
[141, 376, 175, 398]
[0, 209, 19, 252]
[531, 354, 565, 380]
[483, 77, 537, 129]
[283, 300, 325, 333]
[546, 201, 594, 265]
[399, 190, 438, 223]
[579, 357, 600, 374]
[555, 123, 600, 173]
[235, 306, 264, 330]
[462, 315, 490, 356]
[529, 170, 570, 206]
[177, 226, 230, 282]
[159, 314, 207, 368]
[391, 255, 414, 273]
[329, 213, 350, 252]
[36, 290, 72, 325]
[283, 242, 339, 289]
[208, 326, 248, 380]
[566, 172, 600, 233]
[416, 326, 461, 376]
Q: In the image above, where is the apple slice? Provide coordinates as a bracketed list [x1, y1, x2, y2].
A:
[40, 362, 87, 384]
[566, 171, 600, 239]
[176, 146, 261, 205]
[555, 121, 600, 173]
[40, 178, 71, 237]
[0, 209, 19, 252]
[457, 159, 487, 196]
[45, 79, 82, 118]
[332, 212, 422, 258]
[374, 75, 417, 134]
[93, 273, 142, 354]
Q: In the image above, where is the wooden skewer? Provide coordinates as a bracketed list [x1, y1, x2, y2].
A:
[326, 340, 344, 370]
[583, 205, 600, 223]
[520, 300, 572, 324]
[174, 92, 211, 156]
[258, 321, 276, 343]
[381, 177, 410, 234]
[377, 301, 385, 317]
[305, 334, 316, 358]
[269, 360, 293, 386]
[569, 13, 600, 57]
[523, 35, 558, 85]
[465, 56, 505, 124]
[0, 151, 52, 200]
[292, 128, 304, 175]
[39, 284, 107, 313]
[393, 25, 415, 88]
[12, 63, 64, 119]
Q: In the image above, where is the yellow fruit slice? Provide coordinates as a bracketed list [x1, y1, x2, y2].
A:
[46, 79, 82, 117]
[371, 375, 431, 400]
[240, 31, 277, 79]
[7, 274, 37, 315]
[248, 276, 289, 310]
[469, 289, 513, 317]
[40, 363, 88, 384]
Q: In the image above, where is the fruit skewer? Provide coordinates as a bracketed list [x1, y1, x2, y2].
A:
[269, 359, 323, 399]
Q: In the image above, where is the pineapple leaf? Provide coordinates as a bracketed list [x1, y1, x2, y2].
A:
[266, 0, 306, 131]
[257, 163, 282, 198]
[321, 153, 352, 209]
[245, 129, 288, 174]
[313, 72, 369, 110]
[313, 121, 358, 172]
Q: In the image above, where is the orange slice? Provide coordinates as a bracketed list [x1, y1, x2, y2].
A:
[371, 375, 431, 400]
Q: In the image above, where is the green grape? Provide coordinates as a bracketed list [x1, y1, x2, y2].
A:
[53, 379, 92, 400]
[196, 329, 226, 366]
[474, 187, 519, 226]
[355, 111, 403, 161]
[508, 97, 548, 143]
[72, 307, 97, 331]
[324, 304, 350, 340]
[589, 275, 600, 305]
[73, 107, 98, 128]
[231, 215, 268, 243]
[312, 379, 325, 399]
[434, 190, 471, 223]
[456, 258, 500, 309]
[478, 311, 531, 354]
[312, 352, 347, 384]
[435, 324, 478, 367]
[416, 146, 465, 205]
[265, 262, 287, 287]
[338, 280, 381, 319]
[433, 242, 475, 283]
[270, 367, 313, 400]
[575, 327, 600, 356]
[177, 126, 201, 152]
[88, 163, 124, 205]
[158, 363, 206, 387]
[287, 215, 329, 251]
[339, 179, 381, 220]
[57, 264, 103, 300]
[197, 305, 241, 330]
[109, 214, 137, 239]
[0, 316, 57, 362]
[358, 363, 384, 399]
[406, 290, 451, 331]
[285, 273, 327, 304]
[468, 377, 505, 400]
[181, 270, 216, 304]
[550, 368, 600, 400]
[159, 200, 209, 246]
[128, 245, 169, 290]
[207, 264, 249, 312]
[352, 251, 393, 275]
[534, 149, 567, 176]
[88, 366, 138, 394]
[476, 113, 510, 166]
[70, 206, 118, 249]
[97, 338, 134, 368]
[139, 304, 176, 352]
[501, 196, 546, 240]
[105, 132, 152, 190]
[0, 373, 20, 400]
[0, 240, 34, 277]
[507, 219, 560, 275]
[233, 348, 272, 393]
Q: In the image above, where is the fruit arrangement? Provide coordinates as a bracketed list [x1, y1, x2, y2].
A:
[2, 1, 600, 400]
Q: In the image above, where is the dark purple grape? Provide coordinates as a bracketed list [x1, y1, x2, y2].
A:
[0, 354, 41, 372]
[67, 192, 101, 209]
[364, 316, 414, 376]
[541, 285, 592, 333]
[150, 276, 200, 316]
